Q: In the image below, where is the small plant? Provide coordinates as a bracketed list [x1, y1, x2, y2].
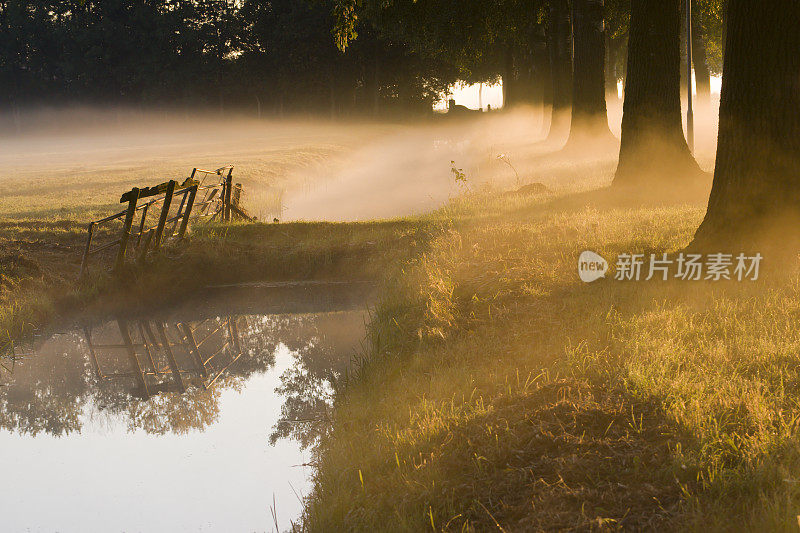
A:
[496, 153, 521, 187]
[450, 160, 467, 184]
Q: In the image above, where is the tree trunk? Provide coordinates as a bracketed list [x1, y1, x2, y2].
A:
[604, 31, 619, 104]
[613, 0, 701, 185]
[692, 1, 800, 247]
[502, 44, 516, 109]
[532, 37, 549, 129]
[566, 0, 614, 146]
[691, 3, 711, 107]
[516, 47, 535, 106]
[372, 42, 381, 115]
[546, 0, 572, 141]
[362, 44, 381, 116]
[540, 34, 555, 136]
[514, 39, 546, 127]
[329, 67, 337, 119]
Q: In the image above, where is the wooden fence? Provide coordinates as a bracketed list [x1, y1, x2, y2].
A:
[84, 316, 245, 398]
[79, 166, 254, 279]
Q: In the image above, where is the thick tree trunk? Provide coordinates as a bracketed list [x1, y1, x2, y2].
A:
[692, 1, 800, 247]
[566, 0, 614, 146]
[691, 5, 711, 107]
[511, 43, 545, 125]
[546, 0, 572, 141]
[613, 0, 701, 185]
[532, 38, 549, 129]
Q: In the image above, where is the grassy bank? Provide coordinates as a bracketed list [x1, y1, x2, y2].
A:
[6, 113, 792, 530]
[9, 174, 795, 530]
[7, 167, 799, 530]
[0, 112, 538, 348]
[304, 187, 800, 531]
[0, 117, 404, 350]
[0, 218, 434, 352]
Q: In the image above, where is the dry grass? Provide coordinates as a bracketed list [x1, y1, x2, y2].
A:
[0, 109, 605, 347]
[0, 115, 401, 350]
[0, 114, 392, 220]
[8, 110, 791, 530]
[304, 185, 800, 531]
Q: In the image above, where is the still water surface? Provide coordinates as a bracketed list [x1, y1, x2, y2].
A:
[0, 285, 371, 532]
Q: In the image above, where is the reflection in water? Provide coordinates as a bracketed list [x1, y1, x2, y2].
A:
[0, 308, 366, 531]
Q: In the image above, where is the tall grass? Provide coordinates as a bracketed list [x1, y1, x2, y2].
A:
[304, 188, 800, 531]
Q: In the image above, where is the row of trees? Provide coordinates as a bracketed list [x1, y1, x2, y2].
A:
[0, 0, 451, 115]
[333, 0, 798, 247]
[561, 0, 798, 247]
[6, 0, 792, 246]
[1, 0, 725, 117]
[330, 0, 720, 187]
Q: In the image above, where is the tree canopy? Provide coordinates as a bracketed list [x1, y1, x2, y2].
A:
[0, 0, 727, 115]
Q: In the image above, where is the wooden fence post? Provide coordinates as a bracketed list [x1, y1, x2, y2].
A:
[79, 222, 95, 280]
[137, 322, 159, 375]
[137, 229, 155, 265]
[118, 318, 149, 398]
[177, 185, 198, 239]
[218, 180, 226, 220]
[83, 326, 103, 379]
[169, 188, 189, 235]
[224, 168, 233, 222]
[232, 183, 241, 210]
[157, 323, 185, 392]
[153, 180, 176, 250]
[135, 204, 149, 247]
[179, 322, 208, 377]
[115, 188, 139, 270]
[228, 317, 242, 355]
[140, 321, 162, 355]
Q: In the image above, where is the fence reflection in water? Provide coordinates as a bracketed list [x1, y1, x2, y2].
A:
[84, 316, 245, 399]
[0, 310, 366, 445]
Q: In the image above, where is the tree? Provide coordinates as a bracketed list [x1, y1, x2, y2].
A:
[545, 0, 572, 140]
[691, 2, 711, 106]
[613, 0, 701, 186]
[604, 0, 631, 97]
[329, 0, 550, 114]
[238, 0, 343, 114]
[694, 0, 726, 73]
[680, 0, 725, 108]
[565, 0, 614, 146]
[692, 1, 800, 246]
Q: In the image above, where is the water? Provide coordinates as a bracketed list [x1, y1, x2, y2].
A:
[0, 284, 373, 532]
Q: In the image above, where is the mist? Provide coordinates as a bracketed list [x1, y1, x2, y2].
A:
[0, 94, 722, 227]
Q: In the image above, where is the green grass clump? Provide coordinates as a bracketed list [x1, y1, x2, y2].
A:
[304, 187, 800, 531]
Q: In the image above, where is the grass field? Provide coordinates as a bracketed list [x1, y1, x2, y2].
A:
[7, 109, 792, 531]
[304, 184, 800, 531]
[0, 108, 600, 343]
[0, 111, 401, 346]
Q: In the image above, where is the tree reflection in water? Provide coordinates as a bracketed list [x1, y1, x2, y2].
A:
[0, 311, 366, 447]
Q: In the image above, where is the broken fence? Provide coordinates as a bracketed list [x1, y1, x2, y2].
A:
[79, 166, 254, 279]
